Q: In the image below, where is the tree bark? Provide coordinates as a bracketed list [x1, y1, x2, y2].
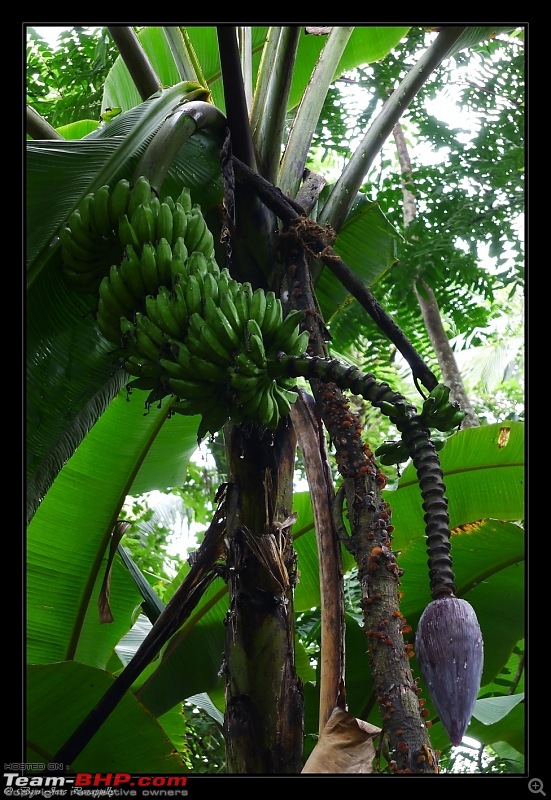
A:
[393, 121, 479, 427]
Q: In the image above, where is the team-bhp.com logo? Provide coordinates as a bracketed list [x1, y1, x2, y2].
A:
[3, 771, 188, 797]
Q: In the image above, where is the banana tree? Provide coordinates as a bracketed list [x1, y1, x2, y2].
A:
[26, 25, 524, 775]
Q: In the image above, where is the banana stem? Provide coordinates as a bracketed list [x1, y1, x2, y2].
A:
[271, 353, 457, 600]
[271, 353, 415, 416]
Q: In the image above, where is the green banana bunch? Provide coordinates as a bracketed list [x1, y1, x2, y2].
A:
[66, 180, 315, 438]
[420, 383, 466, 432]
[60, 178, 145, 293]
[375, 440, 411, 466]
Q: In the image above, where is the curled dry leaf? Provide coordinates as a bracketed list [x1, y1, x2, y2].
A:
[302, 707, 380, 774]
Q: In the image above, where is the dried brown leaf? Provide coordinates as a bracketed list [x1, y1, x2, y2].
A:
[302, 707, 380, 774]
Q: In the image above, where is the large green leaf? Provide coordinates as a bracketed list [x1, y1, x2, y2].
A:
[27, 389, 200, 665]
[387, 421, 524, 552]
[27, 662, 187, 772]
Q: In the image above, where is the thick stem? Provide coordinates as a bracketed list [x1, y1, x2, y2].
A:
[223, 422, 304, 774]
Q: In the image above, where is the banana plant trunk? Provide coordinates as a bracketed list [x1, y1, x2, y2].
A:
[222, 421, 304, 773]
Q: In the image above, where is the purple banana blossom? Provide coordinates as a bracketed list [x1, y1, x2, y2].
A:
[415, 596, 484, 746]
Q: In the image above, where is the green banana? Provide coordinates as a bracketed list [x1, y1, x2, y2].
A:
[256, 382, 277, 427]
[128, 175, 153, 218]
[171, 283, 189, 329]
[200, 271, 218, 305]
[217, 269, 231, 296]
[123, 355, 162, 380]
[65, 209, 96, 250]
[138, 312, 166, 347]
[375, 441, 410, 466]
[139, 242, 160, 295]
[245, 319, 267, 368]
[172, 341, 195, 376]
[430, 404, 466, 432]
[198, 322, 234, 368]
[206, 301, 241, 351]
[91, 185, 113, 237]
[78, 193, 98, 236]
[247, 334, 268, 369]
[118, 214, 141, 251]
[120, 316, 137, 339]
[265, 382, 281, 429]
[183, 274, 203, 316]
[188, 354, 228, 383]
[162, 195, 175, 214]
[193, 224, 215, 259]
[281, 329, 310, 357]
[249, 288, 267, 330]
[246, 318, 264, 341]
[218, 291, 244, 338]
[156, 286, 183, 338]
[229, 284, 249, 321]
[154, 237, 173, 287]
[131, 203, 156, 247]
[172, 237, 188, 266]
[184, 207, 206, 253]
[168, 377, 210, 399]
[233, 351, 262, 378]
[187, 250, 209, 278]
[231, 372, 267, 405]
[269, 309, 305, 352]
[145, 294, 166, 335]
[134, 313, 164, 361]
[260, 291, 283, 340]
[156, 202, 174, 247]
[375, 399, 410, 422]
[120, 246, 148, 300]
[149, 196, 161, 238]
[159, 356, 186, 379]
[272, 385, 298, 418]
[205, 255, 220, 278]
[196, 401, 229, 442]
[186, 311, 206, 341]
[170, 257, 188, 286]
[59, 224, 99, 265]
[237, 380, 264, 422]
[422, 383, 451, 418]
[109, 178, 131, 226]
[98, 274, 127, 320]
[175, 185, 192, 213]
[171, 396, 204, 416]
[171, 203, 188, 245]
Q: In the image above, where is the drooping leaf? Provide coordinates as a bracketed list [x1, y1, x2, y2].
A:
[27, 662, 188, 772]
